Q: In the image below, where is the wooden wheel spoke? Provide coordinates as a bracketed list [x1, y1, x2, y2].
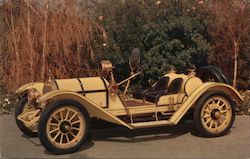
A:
[60, 134, 64, 144]
[65, 109, 70, 120]
[70, 131, 76, 137]
[203, 113, 210, 118]
[71, 127, 80, 131]
[49, 123, 59, 126]
[204, 108, 210, 113]
[206, 104, 212, 110]
[53, 131, 60, 141]
[69, 113, 77, 121]
[60, 110, 64, 121]
[214, 120, 218, 129]
[212, 99, 216, 109]
[71, 126, 80, 131]
[71, 120, 80, 125]
[49, 128, 59, 134]
[216, 100, 221, 107]
[66, 134, 70, 143]
[220, 109, 228, 113]
[209, 120, 214, 128]
[205, 118, 212, 125]
[218, 103, 225, 110]
[52, 115, 60, 123]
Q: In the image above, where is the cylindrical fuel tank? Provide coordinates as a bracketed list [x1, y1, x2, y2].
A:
[54, 77, 109, 108]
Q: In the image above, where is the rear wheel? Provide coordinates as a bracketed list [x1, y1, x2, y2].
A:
[38, 100, 90, 154]
[193, 91, 235, 137]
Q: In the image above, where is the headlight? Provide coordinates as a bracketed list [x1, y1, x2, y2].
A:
[100, 60, 113, 73]
[28, 88, 41, 102]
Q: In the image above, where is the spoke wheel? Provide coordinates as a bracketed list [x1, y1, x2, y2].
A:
[38, 100, 90, 154]
[194, 91, 235, 137]
[201, 96, 232, 133]
[15, 96, 38, 137]
[46, 106, 85, 149]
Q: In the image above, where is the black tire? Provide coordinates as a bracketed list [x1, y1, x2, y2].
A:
[15, 96, 38, 137]
[208, 66, 231, 85]
[193, 91, 235, 137]
[197, 66, 231, 84]
[38, 99, 90, 155]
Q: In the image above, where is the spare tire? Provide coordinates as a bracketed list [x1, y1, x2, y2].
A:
[196, 65, 231, 85]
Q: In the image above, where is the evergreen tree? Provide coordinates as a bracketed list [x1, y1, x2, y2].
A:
[97, 0, 211, 85]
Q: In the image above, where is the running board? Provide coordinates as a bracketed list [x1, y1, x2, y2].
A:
[129, 120, 174, 129]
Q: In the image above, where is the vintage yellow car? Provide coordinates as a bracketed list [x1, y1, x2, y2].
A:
[14, 52, 243, 154]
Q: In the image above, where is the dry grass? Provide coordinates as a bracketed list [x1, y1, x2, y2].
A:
[0, 0, 106, 92]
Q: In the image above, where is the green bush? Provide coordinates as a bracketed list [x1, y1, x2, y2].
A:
[97, 0, 211, 85]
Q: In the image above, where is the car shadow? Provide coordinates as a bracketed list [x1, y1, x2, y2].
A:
[190, 128, 232, 138]
[43, 141, 95, 155]
[22, 134, 42, 146]
[90, 120, 196, 143]
[23, 119, 232, 155]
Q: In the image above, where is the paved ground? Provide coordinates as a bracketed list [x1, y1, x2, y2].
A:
[0, 115, 250, 159]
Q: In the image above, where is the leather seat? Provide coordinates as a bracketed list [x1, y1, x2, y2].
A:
[145, 78, 183, 103]
[166, 78, 183, 94]
[133, 77, 169, 100]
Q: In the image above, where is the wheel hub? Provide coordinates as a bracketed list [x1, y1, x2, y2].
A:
[60, 121, 71, 133]
[211, 109, 221, 120]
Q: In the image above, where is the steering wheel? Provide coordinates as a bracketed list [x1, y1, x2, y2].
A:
[123, 48, 141, 95]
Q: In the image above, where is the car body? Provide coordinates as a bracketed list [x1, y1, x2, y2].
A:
[15, 60, 243, 154]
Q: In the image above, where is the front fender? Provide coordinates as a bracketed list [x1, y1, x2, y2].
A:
[169, 82, 243, 124]
[36, 90, 133, 129]
[16, 82, 44, 95]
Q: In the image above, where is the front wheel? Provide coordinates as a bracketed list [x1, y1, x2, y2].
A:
[193, 91, 235, 137]
[38, 100, 90, 154]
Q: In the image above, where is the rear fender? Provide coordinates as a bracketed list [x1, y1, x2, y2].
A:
[169, 82, 243, 124]
[36, 90, 133, 129]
